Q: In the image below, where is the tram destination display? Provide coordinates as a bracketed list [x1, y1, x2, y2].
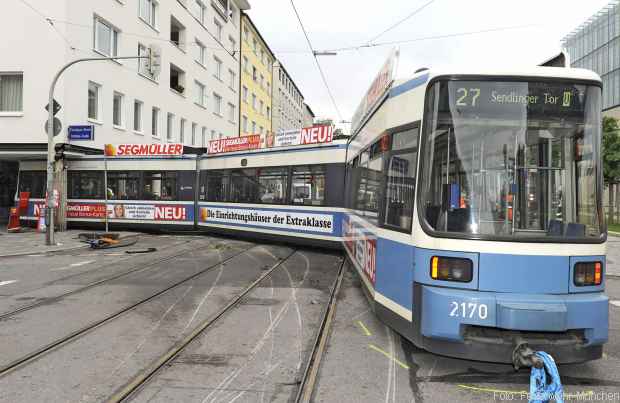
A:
[446, 81, 589, 119]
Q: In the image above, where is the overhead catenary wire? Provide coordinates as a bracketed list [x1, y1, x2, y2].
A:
[365, 0, 436, 45]
[15, 0, 77, 51]
[289, 0, 343, 121]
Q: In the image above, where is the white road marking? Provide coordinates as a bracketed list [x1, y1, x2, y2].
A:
[610, 300, 620, 308]
[51, 260, 95, 271]
[0, 280, 18, 287]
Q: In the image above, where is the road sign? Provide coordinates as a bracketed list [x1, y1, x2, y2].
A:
[45, 118, 62, 136]
[45, 99, 62, 116]
[68, 125, 95, 140]
[147, 44, 162, 76]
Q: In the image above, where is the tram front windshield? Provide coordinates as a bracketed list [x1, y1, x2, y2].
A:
[420, 79, 603, 241]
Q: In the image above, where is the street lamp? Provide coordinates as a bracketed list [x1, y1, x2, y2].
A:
[45, 49, 159, 245]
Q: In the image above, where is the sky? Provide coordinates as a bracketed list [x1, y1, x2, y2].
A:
[247, 0, 613, 127]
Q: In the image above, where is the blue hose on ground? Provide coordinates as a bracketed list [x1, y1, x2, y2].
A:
[529, 351, 564, 403]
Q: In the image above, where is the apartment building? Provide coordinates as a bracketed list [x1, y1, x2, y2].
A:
[239, 13, 274, 136]
[272, 61, 305, 133]
[0, 0, 250, 219]
[303, 103, 315, 129]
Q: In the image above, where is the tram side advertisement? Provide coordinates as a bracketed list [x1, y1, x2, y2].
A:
[342, 216, 376, 285]
[199, 206, 336, 236]
[29, 202, 193, 222]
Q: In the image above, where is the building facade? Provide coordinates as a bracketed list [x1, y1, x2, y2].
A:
[0, 0, 249, 219]
[562, 0, 620, 117]
[272, 61, 305, 133]
[303, 103, 315, 128]
[239, 13, 274, 136]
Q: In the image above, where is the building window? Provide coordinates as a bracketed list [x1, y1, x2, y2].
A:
[94, 16, 119, 57]
[242, 86, 248, 103]
[139, 0, 157, 28]
[259, 126, 263, 134]
[252, 66, 257, 81]
[170, 64, 185, 94]
[213, 56, 222, 80]
[229, 36, 236, 54]
[195, 39, 206, 65]
[243, 56, 249, 73]
[167, 112, 174, 141]
[251, 121, 256, 133]
[251, 93, 256, 110]
[201, 126, 207, 146]
[191, 122, 197, 145]
[243, 27, 249, 42]
[259, 74, 264, 88]
[213, 93, 222, 115]
[193, 0, 206, 25]
[242, 115, 248, 133]
[0, 73, 23, 112]
[170, 16, 185, 50]
[194, 80, 206, 107]
[88, 81, 100, 121]
[214, 18, 222, 41]
[228, 103, 235, 122]
[152, 107, 160, 137]
[230, 3, 238, 26]
[211, 129, 216, 140]
[228, 69, 236, 90]
[259, 100, 264, 115]
[260, 49, 265, 65]
[179, 118, 186, 143]
[133, 100, 143, 132]
[252, 39, 257, 54]
[113, 92, 124, 127]
[266, 106, 270, 120]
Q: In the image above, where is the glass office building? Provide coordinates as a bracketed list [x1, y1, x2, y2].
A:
[562, 1, 620, 112]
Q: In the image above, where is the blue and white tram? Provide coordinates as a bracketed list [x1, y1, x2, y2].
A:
[197, 140, 347, 247]
[343, 66, 608, 363]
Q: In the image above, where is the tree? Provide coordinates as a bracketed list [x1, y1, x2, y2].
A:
[602, 116, 620, 223]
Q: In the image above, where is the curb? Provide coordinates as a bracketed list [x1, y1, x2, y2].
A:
[608, 231, 620, 237]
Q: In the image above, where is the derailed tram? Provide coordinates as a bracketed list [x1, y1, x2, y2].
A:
[343, 63, 608, 364]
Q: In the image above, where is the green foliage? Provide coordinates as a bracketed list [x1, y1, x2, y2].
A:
[602, 116, 620, 184]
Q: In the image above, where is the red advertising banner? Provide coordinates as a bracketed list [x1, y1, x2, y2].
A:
[104, 143, 184, 157]
[67, 203, 106, 218]
[208, 135, 261, 155]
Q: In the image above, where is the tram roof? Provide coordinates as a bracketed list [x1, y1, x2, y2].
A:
[395, 66, 602, 88]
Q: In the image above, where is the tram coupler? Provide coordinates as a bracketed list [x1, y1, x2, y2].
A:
[512, 340, 544, 371]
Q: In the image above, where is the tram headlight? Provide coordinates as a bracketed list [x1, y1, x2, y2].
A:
[430, 256, 473, 283]
[574, 262, 602, 286]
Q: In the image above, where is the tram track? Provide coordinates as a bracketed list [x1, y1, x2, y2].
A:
[295, 259, 346, 403]
[0, 242, 260, 378]
[104, 248, 300, 403]
[0, 237, 217, 322]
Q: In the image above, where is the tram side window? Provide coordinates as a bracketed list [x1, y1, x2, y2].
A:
[68, 171, 104, 199]
[230, 169, 259, 203]
[384, 128, 418, 231]
[18, 171, 46, 199]
[143, 171, 177, 201]
[257, 167, 287, 204]
[107, 172, 140, 200]
[291, 165, 326, 206]
[204, 170, 230, 202]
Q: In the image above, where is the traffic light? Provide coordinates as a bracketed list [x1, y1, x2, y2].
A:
[54, 143, 65, 162]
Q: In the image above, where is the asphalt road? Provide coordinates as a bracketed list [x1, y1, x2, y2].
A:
[0, 233, 619, 403]
[314, 263, 620, 403]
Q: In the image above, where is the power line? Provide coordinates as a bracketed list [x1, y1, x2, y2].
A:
[14, 0, 77, 51]
[366, 0, 436, 44]
[289, 0, 343, 121]
[324, 24, 540, 53]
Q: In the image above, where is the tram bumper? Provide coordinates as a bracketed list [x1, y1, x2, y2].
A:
[414, 284, 608, 363]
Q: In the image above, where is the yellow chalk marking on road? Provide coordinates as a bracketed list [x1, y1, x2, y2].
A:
[356, 320, 371, 336]
[457, 384, 594, 399]
[368, 344, 409, 370]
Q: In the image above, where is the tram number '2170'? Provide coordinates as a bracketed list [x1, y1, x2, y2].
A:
[449, 301, 488, 320]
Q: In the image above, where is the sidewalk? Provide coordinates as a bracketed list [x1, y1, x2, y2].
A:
[0, 226, 139, 258]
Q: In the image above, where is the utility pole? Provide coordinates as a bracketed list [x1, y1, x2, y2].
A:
[46, 50, 160, 245]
